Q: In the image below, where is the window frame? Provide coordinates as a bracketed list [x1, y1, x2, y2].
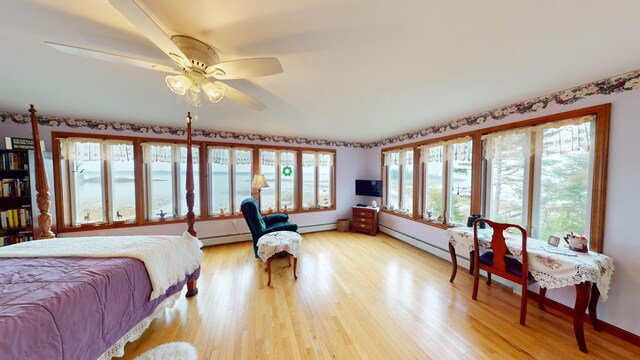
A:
[380, 104, 610, 252]
[52, 132, 337, 233]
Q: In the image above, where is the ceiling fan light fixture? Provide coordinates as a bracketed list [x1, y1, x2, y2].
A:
[165, 74, 193, 95]
[201, 82, 227, 103]
[186, 85, 201, 107]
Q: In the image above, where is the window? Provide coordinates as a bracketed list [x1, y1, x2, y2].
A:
[209, 147, 231, 215]
[302, 152, 316, 209]
[383, 148, 412, 214]
[384, 151, 400, 211]
[402, 150, 414, 214]
[421, 145, 444, 220]
[416, 137, 472, 225]
[483, 131, 528, 226]
[208, 147, 252, 215]
[448, 139, 473, 225]
[259, 149, 297, 212]
[483, 115, 598, 247]
[279, 151, 297, 211]
[53, 132, 337, 232]
[58, 138, 135, 226]
[302, 151, 335, 209]
[317, 152, 334, 208]
[233, 148, 253, 213]
[535, 120, 592, 241]
[107, 142, 136, 222]
[142, 143, 200, 220]
[380, 105, 608, 251]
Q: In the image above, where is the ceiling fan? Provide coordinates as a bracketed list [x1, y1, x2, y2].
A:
[45, 0, 283, 110]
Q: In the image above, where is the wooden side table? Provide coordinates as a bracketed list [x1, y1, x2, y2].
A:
[257, 231, 302, 286]
[351, 206, 379, 236]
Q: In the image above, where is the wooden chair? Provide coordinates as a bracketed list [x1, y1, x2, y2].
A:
[471, 218, 546, 326]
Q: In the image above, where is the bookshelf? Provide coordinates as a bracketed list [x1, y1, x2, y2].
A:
[0, 149, 35, 245]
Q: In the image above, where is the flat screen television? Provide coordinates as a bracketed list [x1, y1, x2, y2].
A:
[355, 179, 382, 197]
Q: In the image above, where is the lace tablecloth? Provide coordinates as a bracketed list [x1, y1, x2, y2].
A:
[257, 231, 302, 262]
[446, 227, 615, 300]
[447, 226, 492, 254]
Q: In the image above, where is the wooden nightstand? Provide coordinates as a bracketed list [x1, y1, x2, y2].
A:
[351, 207, 378, 236]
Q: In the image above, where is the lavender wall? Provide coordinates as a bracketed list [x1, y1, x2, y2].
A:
[3, 86, 639, 336]
[0, 120, 370, 241]
[371, 89, 640, 337]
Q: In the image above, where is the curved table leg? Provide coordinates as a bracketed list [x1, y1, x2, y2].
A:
[293, 256, 298, 280]
[574, 282, 591, 353]
[538, 287, 547, 311]
[589, 283, 602, 332]
[267, 257, 273, 287]
[449, 242, 458, 283]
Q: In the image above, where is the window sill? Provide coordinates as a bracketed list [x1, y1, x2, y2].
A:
[380, 209, 414, 220]
[57, 207, 338, 233]
[415, 218, 456, 230]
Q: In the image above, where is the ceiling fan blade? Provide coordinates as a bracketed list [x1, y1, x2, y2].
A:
[206, 58, 283, 80]
[45, 42, 180, 74]
[214, 81, 266, 111]
[108, 0, 190, 68]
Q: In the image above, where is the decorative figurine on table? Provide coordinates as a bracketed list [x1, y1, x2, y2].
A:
[427, 209, 433, 220]
[467, 214, 486, 228]
[157, 209, 167, 221]
[219, 208, 226, 216]
[84, 211, 91, 223]
[116, 211, 123, 221]
[564, 232, 588, 252]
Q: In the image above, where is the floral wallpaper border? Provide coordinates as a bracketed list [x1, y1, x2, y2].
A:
[2, 69, 639, 149]
[366, 68, 640, 148]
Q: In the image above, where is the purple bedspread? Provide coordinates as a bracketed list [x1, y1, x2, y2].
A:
[0, 257, 200, 360]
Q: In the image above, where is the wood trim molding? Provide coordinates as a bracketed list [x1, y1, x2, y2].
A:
[50, 131, 337, 232]
[380, 104, 611, 252]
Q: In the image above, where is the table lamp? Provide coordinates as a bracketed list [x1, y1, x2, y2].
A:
[251, 174, 269, 211]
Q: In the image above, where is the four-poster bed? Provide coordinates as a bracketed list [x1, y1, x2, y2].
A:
[0, 106, 202, 359]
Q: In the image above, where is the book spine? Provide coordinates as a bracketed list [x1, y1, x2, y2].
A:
[0, 211, 7, 228]
[19, 209, 27, 227]
[7, 210, 14, 228]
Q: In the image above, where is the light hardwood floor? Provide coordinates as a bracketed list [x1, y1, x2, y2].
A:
[120, 231, 638, 359]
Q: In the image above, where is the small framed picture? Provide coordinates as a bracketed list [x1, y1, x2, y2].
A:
[547, 235, 560, 247]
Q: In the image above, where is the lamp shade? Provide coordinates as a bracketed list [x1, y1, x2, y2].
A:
[165, 75, 193, 96]
[251, 174, 269, 189]
[202, 82, 227, 103]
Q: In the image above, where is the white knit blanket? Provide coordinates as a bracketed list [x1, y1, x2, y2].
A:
[0, 232, 203, 301]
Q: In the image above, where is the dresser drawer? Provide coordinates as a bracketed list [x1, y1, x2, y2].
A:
[354, 210, 373, 218]
[352, 222, 374, 232]
[352, 216, 373, 225]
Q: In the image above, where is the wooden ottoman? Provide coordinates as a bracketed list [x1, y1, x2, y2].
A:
[257, 231, 302, 286]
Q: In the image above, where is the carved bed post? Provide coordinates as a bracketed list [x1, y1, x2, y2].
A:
[185, 112, 198, 297]
[29, 105, 55, 239]
[185, 112, 196, 238]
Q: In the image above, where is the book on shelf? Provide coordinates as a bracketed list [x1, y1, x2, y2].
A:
[0, 178, 29, 197]
[0, 152, 28, 171]
[0, 208, 32, 229]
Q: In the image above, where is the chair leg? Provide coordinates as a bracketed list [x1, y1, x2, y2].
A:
[486, 273, 492, 286]
[520, 283, 528, 326]
[472, 266, 480, 300]
[539, 287, 547, 311]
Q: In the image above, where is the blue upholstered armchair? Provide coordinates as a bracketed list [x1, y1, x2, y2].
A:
[240, 198, 298, 258]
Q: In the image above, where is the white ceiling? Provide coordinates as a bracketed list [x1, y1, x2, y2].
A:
[1, 0, 640, 143]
